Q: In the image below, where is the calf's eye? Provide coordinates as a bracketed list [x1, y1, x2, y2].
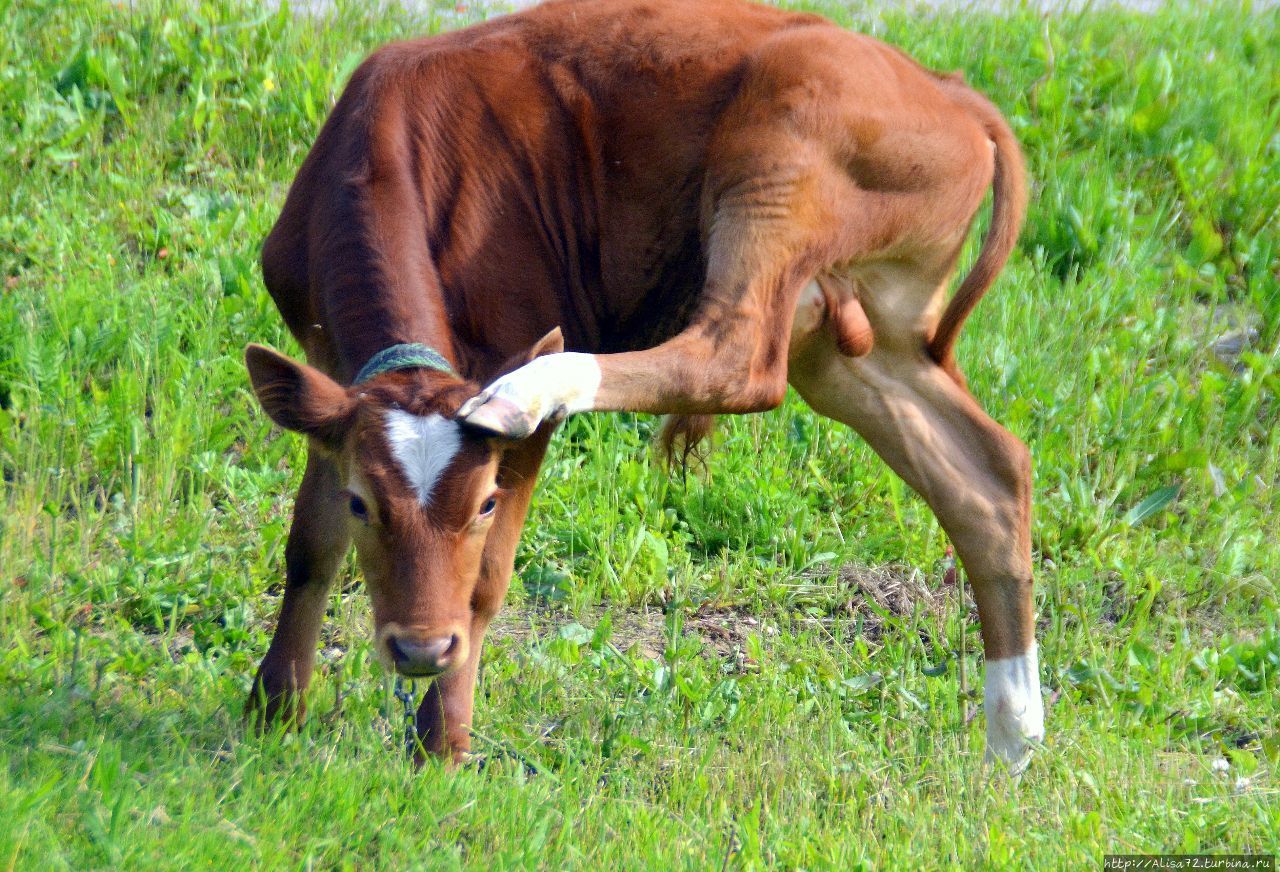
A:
[349, 495, 369, 521]
[478, 495, 498, 517]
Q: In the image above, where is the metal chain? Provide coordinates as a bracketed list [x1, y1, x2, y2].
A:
[393, 676, 418, 755]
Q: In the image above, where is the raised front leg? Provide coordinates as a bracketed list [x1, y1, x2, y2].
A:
[414, 427, 554, 763]
[246, 450, 350, 729]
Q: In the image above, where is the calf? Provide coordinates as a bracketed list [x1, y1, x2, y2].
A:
[245, 0, 1042, 771]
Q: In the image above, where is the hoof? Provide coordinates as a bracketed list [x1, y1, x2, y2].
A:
[458, 394, 537, 438]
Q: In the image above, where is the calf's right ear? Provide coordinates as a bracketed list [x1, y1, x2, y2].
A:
[244, 344, 356, 449]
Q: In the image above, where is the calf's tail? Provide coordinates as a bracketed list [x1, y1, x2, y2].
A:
[927, 85, 1028, 368]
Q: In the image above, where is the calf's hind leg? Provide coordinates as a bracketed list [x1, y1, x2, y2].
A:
[245, 450, 350, 729]
[458, 127, 847, 436]
[789, 267, 1043, 772]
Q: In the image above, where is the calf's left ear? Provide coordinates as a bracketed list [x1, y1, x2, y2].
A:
[497, 327, 564, 375]
[481, 326, 565, 383]
[245, 343, 356, 449]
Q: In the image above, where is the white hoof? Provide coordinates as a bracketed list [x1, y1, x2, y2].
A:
[459, 352, 600, 438]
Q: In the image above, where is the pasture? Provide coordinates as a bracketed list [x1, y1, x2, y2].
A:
[1, 0, 1277, 867]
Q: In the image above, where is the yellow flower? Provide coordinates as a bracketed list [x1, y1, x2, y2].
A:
[263, 77, 276, 93]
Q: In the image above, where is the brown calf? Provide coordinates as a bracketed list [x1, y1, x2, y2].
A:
[245, 0, 1042, 771]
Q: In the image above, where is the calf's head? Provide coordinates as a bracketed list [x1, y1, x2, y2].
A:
[243, 331, 562, 678]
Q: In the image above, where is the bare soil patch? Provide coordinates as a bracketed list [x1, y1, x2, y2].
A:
[489, 561, 958, 660]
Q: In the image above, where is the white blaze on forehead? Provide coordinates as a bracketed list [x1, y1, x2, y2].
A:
[984, 645, 1046, 774]
[383, 410, 462, 506]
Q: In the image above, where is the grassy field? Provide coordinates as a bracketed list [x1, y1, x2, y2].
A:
[2, 0, 1278, 867]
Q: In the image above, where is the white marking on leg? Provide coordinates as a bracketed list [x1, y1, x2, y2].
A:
[459, 352, 601, 435]
[984, 645, 1045, 773]
[383, 411, 462, 506]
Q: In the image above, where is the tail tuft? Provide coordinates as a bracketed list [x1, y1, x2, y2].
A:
[658, 414, 716, 476]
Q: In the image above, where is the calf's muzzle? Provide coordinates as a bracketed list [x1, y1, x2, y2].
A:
[382, 628, 466, 677]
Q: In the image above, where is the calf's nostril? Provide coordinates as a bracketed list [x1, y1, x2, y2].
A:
[419, 635, 453, 663]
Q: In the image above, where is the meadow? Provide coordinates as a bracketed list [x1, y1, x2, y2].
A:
[1, 0, 1277, 867]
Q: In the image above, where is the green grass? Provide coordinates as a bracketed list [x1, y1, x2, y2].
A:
[2, 0, 1278, 867]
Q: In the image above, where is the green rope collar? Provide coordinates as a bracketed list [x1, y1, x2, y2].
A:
[354, 343, 455, 384]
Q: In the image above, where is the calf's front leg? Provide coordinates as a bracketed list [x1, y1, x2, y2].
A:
[414, 428, 553, 763]
[246, 450, 350, 728]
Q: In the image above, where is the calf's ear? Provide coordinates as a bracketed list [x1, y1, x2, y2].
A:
[524, 326, 565, 360]
[491, 327, 565, 379]
[245, 344, 355, 449]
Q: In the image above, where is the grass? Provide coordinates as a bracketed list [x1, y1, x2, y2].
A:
[1, 0, 1278, 867]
